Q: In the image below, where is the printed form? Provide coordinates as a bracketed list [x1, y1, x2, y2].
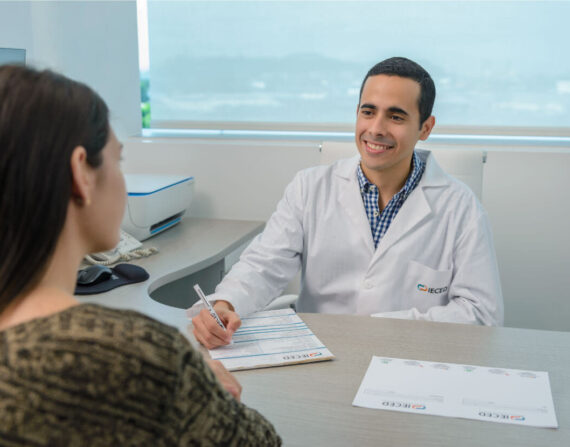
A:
[353, 356, 558, 428]
[208, 309, 334, 371]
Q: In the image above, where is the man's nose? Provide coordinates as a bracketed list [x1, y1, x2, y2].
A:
[369, 115, 387, 136]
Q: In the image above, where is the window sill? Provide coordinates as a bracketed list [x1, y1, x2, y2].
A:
[141, 128, 570, 152]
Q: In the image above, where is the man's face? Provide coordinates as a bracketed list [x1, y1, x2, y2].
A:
[355, 74, 434, 180]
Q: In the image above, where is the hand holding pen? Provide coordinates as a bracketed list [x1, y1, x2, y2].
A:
[192, 284, 242, 349]
[194, 284, 226, 329]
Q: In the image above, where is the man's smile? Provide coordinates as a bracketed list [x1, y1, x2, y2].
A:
[363, 140, 395, 154]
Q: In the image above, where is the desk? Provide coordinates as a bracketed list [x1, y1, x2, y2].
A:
[80, 218, 569, 446]
[78, 218, 264, 334]
[234, 314, 570, 446]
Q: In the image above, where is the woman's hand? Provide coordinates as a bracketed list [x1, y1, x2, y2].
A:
[206, 359, 242, 401]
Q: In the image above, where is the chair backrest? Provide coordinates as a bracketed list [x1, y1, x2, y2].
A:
[319, 142, 485, 200]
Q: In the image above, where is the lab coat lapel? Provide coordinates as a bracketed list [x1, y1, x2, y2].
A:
[335, 157, 375, 254]
[373, 187, 432, 260]
[373, 150, 447, 261]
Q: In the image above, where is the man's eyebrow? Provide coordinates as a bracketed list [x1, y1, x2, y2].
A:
[388, 106, 409, 116]
[359, 104, 410, 116]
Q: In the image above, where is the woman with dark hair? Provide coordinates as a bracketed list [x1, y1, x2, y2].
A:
[0, 65, 281, 445]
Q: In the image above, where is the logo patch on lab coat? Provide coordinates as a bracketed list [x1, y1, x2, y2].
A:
[417, 283, 448, 294]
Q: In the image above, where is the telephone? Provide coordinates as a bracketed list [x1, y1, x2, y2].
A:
[84, 230, 155, 266]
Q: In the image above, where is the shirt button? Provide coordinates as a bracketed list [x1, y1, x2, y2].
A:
[373, 211, 379, 217]
[363, 280, 373, 289]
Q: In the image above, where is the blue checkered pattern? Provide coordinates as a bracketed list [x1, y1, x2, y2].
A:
[357, 151, 426, 248]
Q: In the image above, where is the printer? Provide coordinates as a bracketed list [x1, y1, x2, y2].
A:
[121, 174, 194, 241]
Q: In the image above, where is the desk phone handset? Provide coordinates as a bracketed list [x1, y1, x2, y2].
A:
[84, 230, 144, 265]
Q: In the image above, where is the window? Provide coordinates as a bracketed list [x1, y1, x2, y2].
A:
[140, 0, 570, 133]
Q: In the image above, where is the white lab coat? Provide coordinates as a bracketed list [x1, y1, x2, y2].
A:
[209, 149, 504, 326]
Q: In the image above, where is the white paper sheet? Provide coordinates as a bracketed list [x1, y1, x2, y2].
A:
[208, 309, 334, 371]
[353, 356, 558, 428]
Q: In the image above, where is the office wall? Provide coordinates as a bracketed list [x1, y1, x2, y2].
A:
[484, 152, 570, 331]
[0, 0, 141, 138]
[123, 138, 323, 221]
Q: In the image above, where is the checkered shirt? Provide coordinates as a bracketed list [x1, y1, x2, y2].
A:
[357, 151, 426, 248]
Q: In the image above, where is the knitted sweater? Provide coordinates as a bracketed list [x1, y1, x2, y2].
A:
[0, 304, 281, 446]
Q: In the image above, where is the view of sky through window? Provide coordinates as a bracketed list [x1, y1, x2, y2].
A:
[143, 0, 570, 128]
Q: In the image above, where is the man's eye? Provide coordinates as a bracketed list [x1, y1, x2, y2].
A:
[391, 115, 404, 121]
[361, 110, 373, 116]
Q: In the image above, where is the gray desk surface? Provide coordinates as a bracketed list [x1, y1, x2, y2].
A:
[78, 217, 264, 333]
[233, 314, 570, 447]
[80, 218, 569, 446]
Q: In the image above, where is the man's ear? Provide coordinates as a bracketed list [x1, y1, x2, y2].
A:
[419, 116, 436, 141]
[70, 146, 94, 206]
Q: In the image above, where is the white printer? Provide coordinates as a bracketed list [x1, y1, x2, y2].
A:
[121, 174, 194, 241]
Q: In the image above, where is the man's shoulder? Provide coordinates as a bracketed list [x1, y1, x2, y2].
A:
[420, 150, 481, 200]
[295, 155, 359, 184]
[415, 150, 487, 226]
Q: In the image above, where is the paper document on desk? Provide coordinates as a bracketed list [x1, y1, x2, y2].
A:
[353, 356, 558, 428]
[208, 309, 334, 371]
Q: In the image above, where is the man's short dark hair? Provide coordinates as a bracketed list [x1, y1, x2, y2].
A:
[359, 57, 436, 127]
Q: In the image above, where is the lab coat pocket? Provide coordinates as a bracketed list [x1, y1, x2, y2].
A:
[406, 260, 452, 311]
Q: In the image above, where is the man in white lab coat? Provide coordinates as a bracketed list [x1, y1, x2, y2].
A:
[192, 57, 503, 348]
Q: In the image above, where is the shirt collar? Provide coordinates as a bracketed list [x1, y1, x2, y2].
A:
[357, 151, 424, 197]
[357, 162, 372, 193]
[401, 151, 424, 199]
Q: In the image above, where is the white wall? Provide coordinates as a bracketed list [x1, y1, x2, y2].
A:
[0, 2, 33, 59]
[0, 0, 141, 138]
[484, 152, 570, 331]
[123, 137, 322, 221]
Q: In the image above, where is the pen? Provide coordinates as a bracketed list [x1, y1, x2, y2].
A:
[193, 284, 226, 330]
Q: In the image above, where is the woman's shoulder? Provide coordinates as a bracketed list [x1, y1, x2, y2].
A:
[0, 304, 202, 444]
[6, 303, 179, 344]
[2, 303, 193, 377]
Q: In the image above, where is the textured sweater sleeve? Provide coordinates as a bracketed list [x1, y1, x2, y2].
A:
[169, 333, 282, 446]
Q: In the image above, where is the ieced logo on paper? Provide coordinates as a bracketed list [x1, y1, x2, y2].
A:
[282, 352, 322, 361]
[382, 401, 426, 410]
[478, 411, 526, 421]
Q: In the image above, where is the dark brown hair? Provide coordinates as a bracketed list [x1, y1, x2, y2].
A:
[359, 57, 436, 128]
[0, 65, 109, 310]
